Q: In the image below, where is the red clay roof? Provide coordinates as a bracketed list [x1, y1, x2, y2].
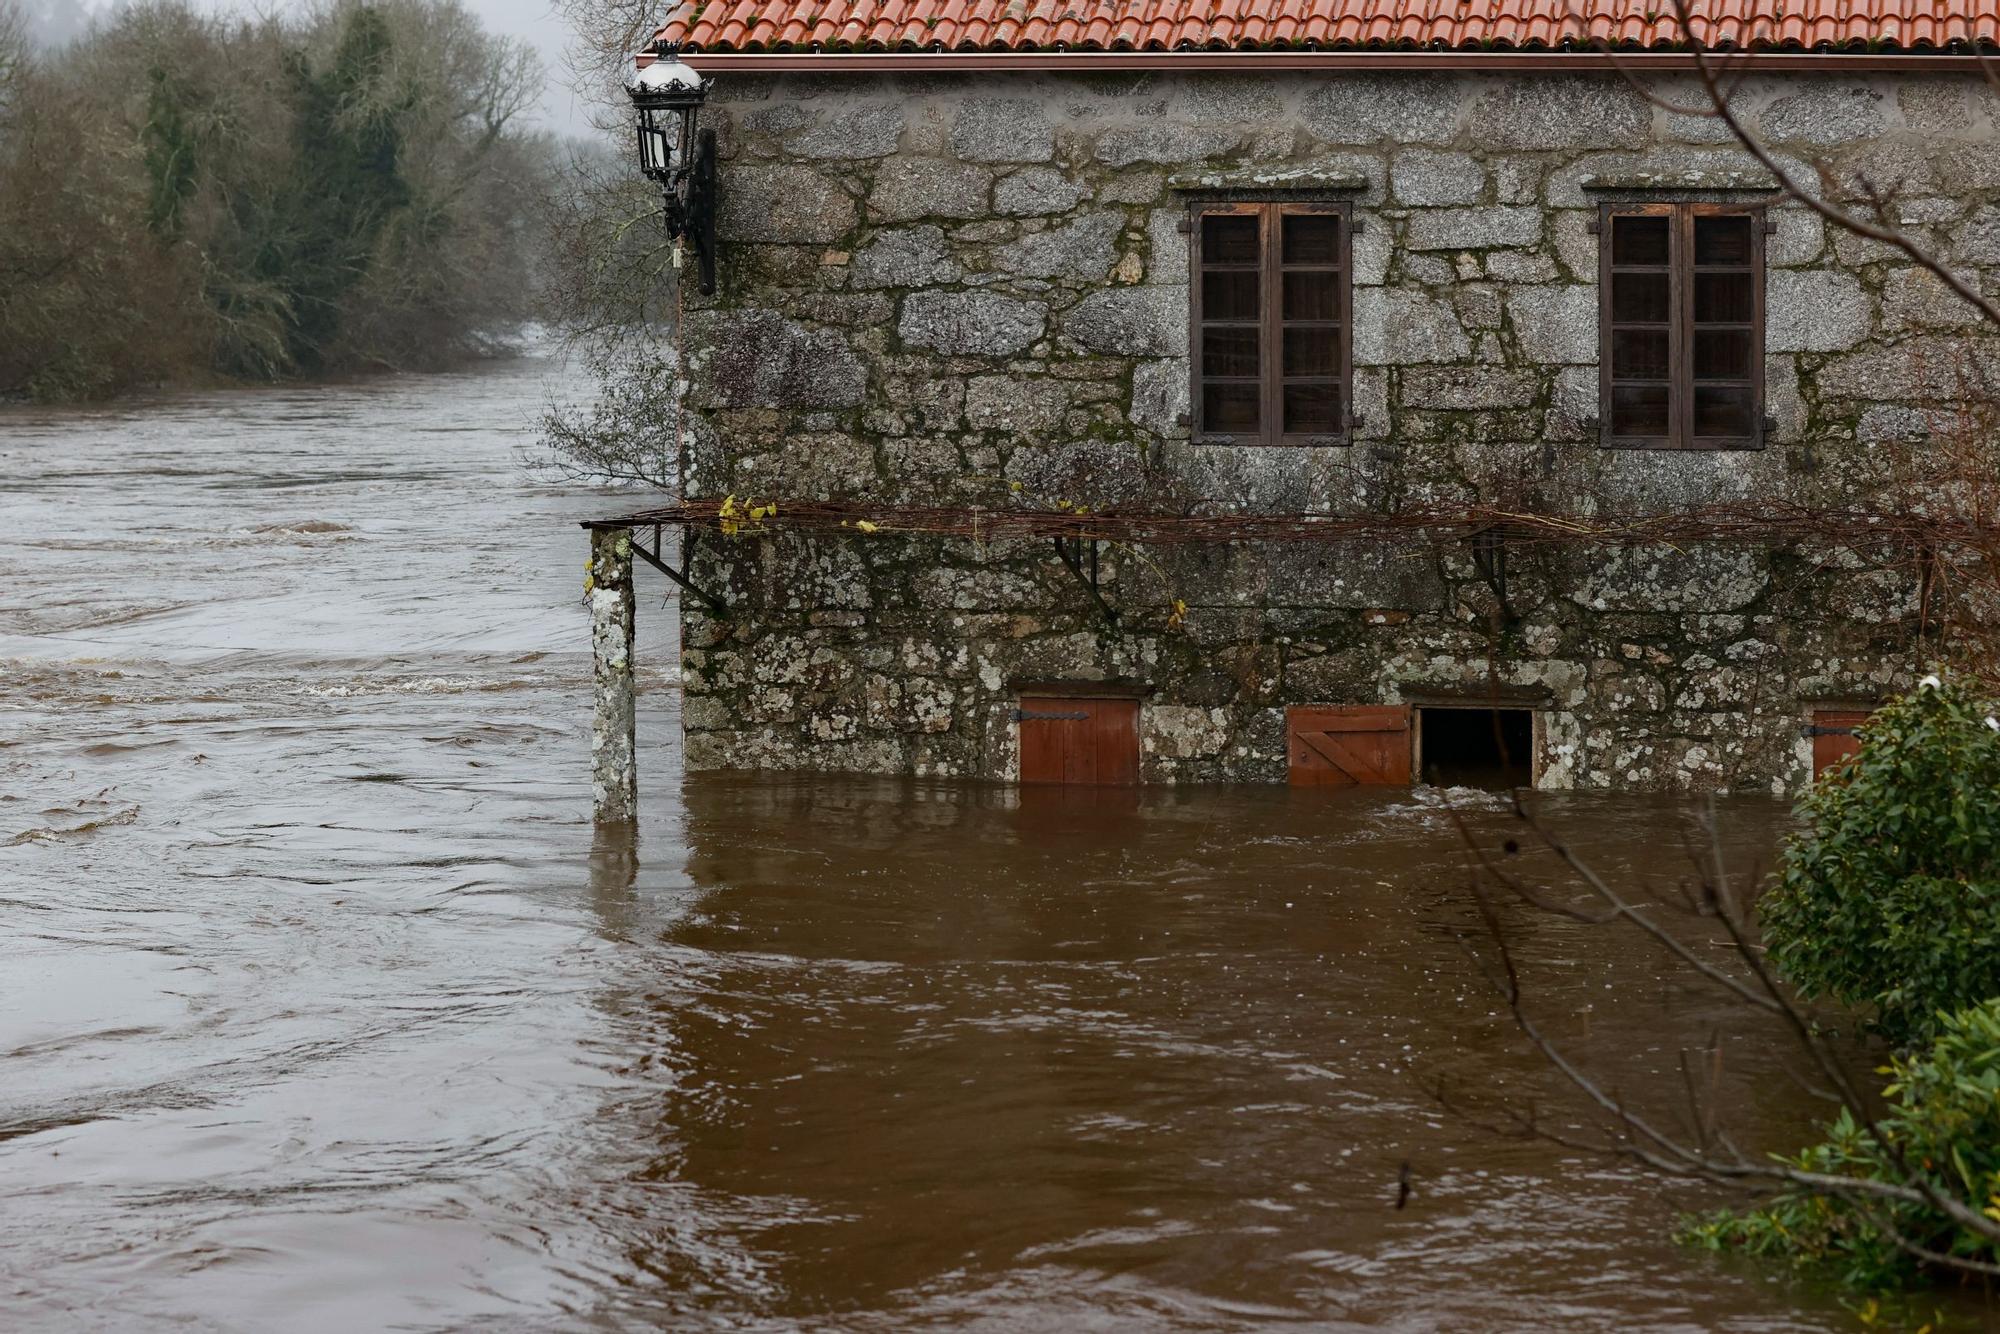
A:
[658, 1, 1998, 55]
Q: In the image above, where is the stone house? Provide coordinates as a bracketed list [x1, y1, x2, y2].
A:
[617, 1, 2000, 797]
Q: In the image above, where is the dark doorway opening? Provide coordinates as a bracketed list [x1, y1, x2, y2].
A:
[1417, 707, 1533, 789]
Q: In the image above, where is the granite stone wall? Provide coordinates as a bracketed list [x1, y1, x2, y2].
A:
[672, 69, 2000, 793]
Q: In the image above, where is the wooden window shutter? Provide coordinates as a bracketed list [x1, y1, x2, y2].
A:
[1017, 696, 1141, 786]
[1602, 205, 1675, 447]
[1809, 707, 1873, 780]
[1286, 706, 1412, 786]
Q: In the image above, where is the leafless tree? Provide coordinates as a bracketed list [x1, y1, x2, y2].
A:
[1562, 3, 2000, 688]
[1605, 0, 2000, 327]
[552, 0, 673, 134]
[1447, 795, 2000, 1284]
[535, 0, 687, 490]
[0, 1, 27, 118]
[1605, 0, 2000, 690]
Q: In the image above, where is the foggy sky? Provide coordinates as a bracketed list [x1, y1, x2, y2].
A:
[46, 0, 608, 135]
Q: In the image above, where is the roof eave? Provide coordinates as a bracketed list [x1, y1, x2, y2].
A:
[656, 47, 1996, 73]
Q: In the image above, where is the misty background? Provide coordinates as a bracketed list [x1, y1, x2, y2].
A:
[22, 0, 594, 131]
[2, 0, 679, 405]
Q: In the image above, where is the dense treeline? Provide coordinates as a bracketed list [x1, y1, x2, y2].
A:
[0, 0, 555, 400]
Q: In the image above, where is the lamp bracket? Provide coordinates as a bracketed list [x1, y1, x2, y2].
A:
[687, 127, 717, 296]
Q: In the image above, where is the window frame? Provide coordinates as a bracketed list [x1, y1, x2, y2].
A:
[1597, 200, 1767, 451]
[1187, 199, 1353, 448]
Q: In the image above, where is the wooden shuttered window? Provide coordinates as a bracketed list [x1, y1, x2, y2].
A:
[1286, 706, 1412, 786]
[1600, 203, 1765, 450]
[1190, 201, 1351, 447]
[1017, 696, 1141, 786]
[1809, 707, 1874, 780]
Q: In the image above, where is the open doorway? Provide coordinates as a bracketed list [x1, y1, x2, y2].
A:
[1416, 707, 1533, 789]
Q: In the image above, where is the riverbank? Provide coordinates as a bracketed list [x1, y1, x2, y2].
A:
[0, 330, 545, 408]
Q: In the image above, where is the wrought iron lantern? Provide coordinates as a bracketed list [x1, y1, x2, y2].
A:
[629, 41, 718, 295]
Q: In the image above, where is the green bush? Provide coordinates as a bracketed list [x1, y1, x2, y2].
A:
[1685, 997, 2000, 1291]
[1761, 680, 2000, 1045]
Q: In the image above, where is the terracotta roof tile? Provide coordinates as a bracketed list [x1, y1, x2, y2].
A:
[658, 0, 2000, 54]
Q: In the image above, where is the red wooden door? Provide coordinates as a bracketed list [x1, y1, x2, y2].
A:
[1288, 705, 1412, 786]
[1017, 697, 1140, 786]
[1811, 708, 1873, 779]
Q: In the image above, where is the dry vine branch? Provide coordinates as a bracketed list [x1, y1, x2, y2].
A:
[587, 493, 2000, 555]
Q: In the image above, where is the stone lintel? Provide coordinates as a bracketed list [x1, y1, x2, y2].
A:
[1008, 677, 1156, 699]
[1581, 170, 1781, 195]
[1399, 684, 1555, 707]
[1170, 167, 1370, 198]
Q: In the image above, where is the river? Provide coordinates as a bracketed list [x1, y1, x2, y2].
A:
[0, 354, 1957, 1330]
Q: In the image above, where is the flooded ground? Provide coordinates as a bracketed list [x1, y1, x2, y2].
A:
[0, 356, 1978, 1330]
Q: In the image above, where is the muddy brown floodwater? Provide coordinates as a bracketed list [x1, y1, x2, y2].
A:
[0, 354, 1978, 1332]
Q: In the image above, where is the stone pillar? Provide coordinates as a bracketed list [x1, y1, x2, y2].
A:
[589, 526, 637, 823]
